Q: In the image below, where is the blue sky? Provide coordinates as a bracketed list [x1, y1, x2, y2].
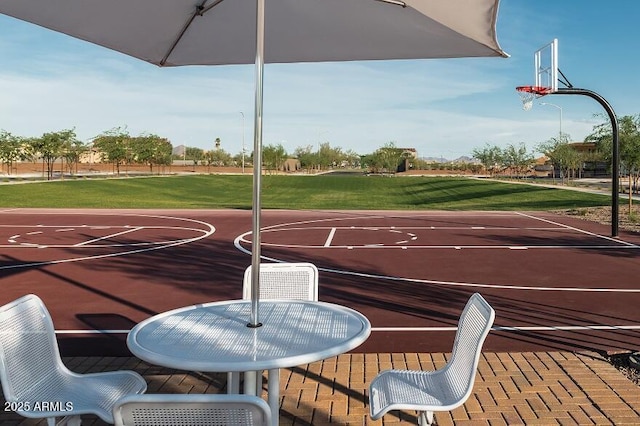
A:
[0, 1, 637, 159]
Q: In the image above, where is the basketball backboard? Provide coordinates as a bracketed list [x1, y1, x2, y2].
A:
[534, 38, 558, 93]
[516, 38, 558, 110]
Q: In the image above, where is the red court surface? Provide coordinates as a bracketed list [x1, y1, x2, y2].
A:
[1, 208, 639, 356]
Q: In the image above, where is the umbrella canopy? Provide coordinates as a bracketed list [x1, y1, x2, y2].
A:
[0, 0, 506, 66]
[0, 0, 507, 326]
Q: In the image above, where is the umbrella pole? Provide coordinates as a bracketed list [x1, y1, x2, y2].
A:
[249, 0, 265, 328]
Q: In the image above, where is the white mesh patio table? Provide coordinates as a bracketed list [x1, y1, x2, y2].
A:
[127, 299, 371, 425]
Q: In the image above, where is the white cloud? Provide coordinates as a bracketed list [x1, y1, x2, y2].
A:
[0, 15, 605, 159]
[0, 57, 512, 155]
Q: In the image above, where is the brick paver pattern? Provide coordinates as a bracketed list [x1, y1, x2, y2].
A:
[1, 352, 638, 425]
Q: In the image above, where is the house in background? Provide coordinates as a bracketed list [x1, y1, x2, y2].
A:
[535, 142, 608, 178]
[397, 148, 418, 172]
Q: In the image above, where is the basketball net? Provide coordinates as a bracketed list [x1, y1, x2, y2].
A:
[516, 86, 551, 111]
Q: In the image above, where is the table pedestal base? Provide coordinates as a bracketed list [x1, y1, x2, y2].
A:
[227, 370, 279, 426]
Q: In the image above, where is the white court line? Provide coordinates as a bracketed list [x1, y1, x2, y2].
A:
[372, 325, 640, 332]
[517, 211, 639, 247]
[233, 213, 640, 292]
[1, 240, 197, 249]
[235, 237, 640, 250]
[74, 227, 143, 247]
[55, 330, 130, 334]
[0, 224, 199, 229]
[0, 213, 215, 271]
[244, 219, 639, 250]
[56, 325, 640, 335]
[257, 225, 562, 232]
[324, 227, 337, 247]
[494, 325, 640, 331]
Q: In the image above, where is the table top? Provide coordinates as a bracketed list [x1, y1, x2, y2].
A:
[127, 300, 371, 372]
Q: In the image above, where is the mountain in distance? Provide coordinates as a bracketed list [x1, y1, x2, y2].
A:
[420, 156, 479, 164]
[172, 145, 186, 156]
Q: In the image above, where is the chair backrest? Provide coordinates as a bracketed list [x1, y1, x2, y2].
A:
[113, 394, 272, 426]
[0, 294, 65, 402]
[443, 293, 495, 402]
[243, 262, 318, 301]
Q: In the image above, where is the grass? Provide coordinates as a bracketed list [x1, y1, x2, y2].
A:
[0, 174, 613, 210]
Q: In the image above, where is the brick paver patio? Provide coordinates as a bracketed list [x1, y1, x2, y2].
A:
[1, 352, 638, 425]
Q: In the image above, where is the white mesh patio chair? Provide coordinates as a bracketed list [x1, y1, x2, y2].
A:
[0, 294, 147, 426]
[113, 394, 271, 426]
[242, 262, 319, 301]
[369, 293, 495, 426]
[228, 262, 319, 394]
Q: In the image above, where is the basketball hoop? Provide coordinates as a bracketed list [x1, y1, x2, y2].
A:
[516, 86, 552, 111]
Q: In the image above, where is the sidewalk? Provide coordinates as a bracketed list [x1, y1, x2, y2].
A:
[1, 351, 638, 425]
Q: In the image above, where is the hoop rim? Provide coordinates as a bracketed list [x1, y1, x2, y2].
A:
[516, 85, 553, 95]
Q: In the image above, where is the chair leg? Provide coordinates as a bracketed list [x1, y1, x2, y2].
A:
[256, 369, 264, 396]
[54, 416, 82, 426]
[227, 371, 240, 394]
[65, 417, 82, 426]
[243, 371, 258, 395]
[418, 411, 434, 426]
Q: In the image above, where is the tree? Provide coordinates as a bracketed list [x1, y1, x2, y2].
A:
[232, 150, 249, 170]
[30, 129, 77, 180]
[130, 134, 173, 173]
[317, 142, 343, 170]
[0, 130, 29, 175]
[472, 143, 503, 176]
[502, 143, 535, 178]
[294, 145, 317, 172]
[203, 150, 214, 171]
[585, 114, 640, 207]
[343, 149, 361, 168]
[62, 138, 88, 175]
[537, 134, 579, 184]
[366, 142, 404, 175]
[92, 127, 130, 176]
[186, 147, 204, 166]
[204, 148, 232, 168]
[262, 144, 287, 173]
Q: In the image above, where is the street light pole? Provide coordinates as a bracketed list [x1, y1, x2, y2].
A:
[540, 102, 562, 140]
[240, 111, 245, 174]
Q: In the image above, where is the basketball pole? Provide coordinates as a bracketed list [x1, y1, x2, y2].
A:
[555, 88, 619, 237]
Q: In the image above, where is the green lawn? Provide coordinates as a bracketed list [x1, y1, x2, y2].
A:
[0, 174, 612, 210]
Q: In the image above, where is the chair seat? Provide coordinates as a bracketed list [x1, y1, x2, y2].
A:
[17, 371, 147, 423]
[370, 369, 462, 419]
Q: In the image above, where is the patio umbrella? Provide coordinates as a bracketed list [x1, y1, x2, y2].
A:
[0, 0, 508, 327]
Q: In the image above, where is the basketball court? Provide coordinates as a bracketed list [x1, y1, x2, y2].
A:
[1, 207, 639, 357]
[0, 40, 636, 359]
